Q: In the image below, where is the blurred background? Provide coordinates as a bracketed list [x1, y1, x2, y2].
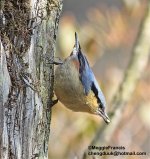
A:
[49, 0, 150, 158]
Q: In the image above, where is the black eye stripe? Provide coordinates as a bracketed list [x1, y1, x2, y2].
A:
[91, 82, 103, 108]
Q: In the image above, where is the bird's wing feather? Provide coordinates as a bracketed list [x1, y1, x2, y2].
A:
[77, 51, 106, 108]
[77, 51, 92, 95]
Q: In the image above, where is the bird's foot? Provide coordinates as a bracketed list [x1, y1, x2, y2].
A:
[46, 57, 63, 65]
[50, 98, 58, 107]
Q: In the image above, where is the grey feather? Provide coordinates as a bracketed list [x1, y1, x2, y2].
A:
[77, 51, 106, 108]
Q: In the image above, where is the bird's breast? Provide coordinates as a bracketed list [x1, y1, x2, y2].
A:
[54, 58, 98, 113]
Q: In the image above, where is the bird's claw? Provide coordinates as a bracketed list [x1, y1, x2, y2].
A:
[50, 98, 58, 107]
[46, 57, 63, 65]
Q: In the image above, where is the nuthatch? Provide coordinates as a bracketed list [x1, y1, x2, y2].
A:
[54, 33, 110, 124]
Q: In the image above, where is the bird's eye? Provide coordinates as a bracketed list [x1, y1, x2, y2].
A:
[98, 107, 104, 113]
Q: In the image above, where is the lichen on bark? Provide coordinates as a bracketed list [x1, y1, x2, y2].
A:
[0, 0, 63, 158]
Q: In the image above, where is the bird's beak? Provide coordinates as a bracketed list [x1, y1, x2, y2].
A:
[97, 108, 110, 124]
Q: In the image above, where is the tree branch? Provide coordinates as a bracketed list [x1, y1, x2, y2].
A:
[83, 2, 150, 158]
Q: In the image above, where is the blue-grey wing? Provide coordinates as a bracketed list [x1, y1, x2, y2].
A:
[77, 51, 92, 95]
[78, 51, 106, 108]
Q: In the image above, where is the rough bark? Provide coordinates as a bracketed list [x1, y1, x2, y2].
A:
[83, 2, 150, 159]
[0, 0, 63, 159]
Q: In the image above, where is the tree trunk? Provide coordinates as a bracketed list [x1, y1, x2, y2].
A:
[0, 0, 63, 158]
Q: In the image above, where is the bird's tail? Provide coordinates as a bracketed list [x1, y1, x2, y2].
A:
[75, 32, 80, 51]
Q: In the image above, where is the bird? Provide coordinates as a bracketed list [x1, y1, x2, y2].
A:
[54, 32, 110, 124]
